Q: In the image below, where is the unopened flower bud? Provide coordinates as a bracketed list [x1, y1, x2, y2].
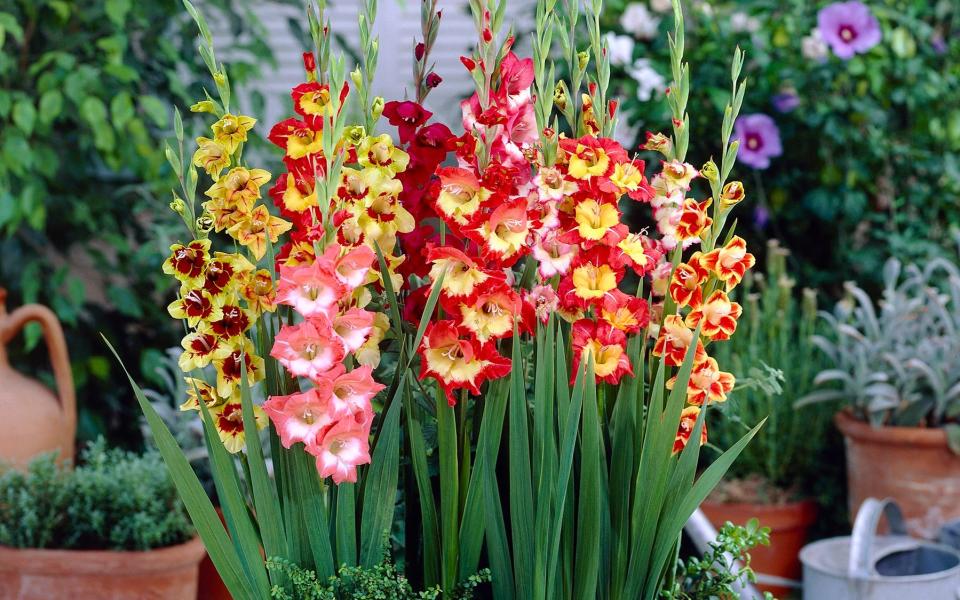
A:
[700, 160, 719, 184]
[371, 96, 384, 120]
[213, 72, 227, 86]
[642, 131, 672, 155]
[426, 72, 442, 88]
[350, 67, 363, 88]
[460, 56, 477, 71]
[344, 125, 366, 145]
[190, 100, 216, 114]
[577, 50, 590, 71]
[196, 213, 214, 235]
[720, 180, 745, 208]
[169, 195, 187, 216]
[553, 82, 567, 111]
[415, 42, 426, 61]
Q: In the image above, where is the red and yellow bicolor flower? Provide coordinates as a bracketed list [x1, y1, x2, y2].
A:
[666, 356, 735, 406]
[178, 326, 232, 372]
[210, 400, 268, 454]
[241, 269, 278, 316]
[571, 319, 633, 384]
[432, 167, 492, 227]
[674, 198, 713, 242]
[470, 196, 532, 266]
[700, 236, 756, 290]
[570, 196, 623, 245]
[668, 252, 709, 309]
[357, 134, 410, 176]
[167, 286, 224, 327]
[214, 338, 265, 399]
[600, 290, 650, 335]
[558, 248, 622, 310]
[427, 246, 494, 299]
[449, 280, 525, 343]
[652, 314, 707, 367]
[685, 290, 742, 341]
[417, 320, 511, 405]
[203, 252, 255, 298]
[193, 137, 230, 178]
[674, 406, 707, 454]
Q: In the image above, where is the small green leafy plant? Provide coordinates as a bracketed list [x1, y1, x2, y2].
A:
[265, 557, 489, 600]
[0, 438, 192, 550]
[662, 519, 773, 600]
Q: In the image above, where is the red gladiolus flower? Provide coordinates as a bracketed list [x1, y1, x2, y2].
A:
[674, 406, 707, 453]
[417, 320, 511, 405]
[383, 101, 433, 145]
[571, 319, 633, 384]
[600, 290, 650, 334]
[426, 72, 443, 88]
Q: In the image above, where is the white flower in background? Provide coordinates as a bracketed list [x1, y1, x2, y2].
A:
[604, 33, 636, 66]
[620, 3, 661, 40]
[650, 0, 673, 13]
[628, 58, 666, 102]
[613, 117, 640, 149]
[801, 27, 830, 61]
[730, 11, 760, 33]
[695, 0, 713, 18]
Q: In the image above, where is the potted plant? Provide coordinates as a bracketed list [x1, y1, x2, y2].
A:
[702, 240, 833, 595]
[0, 439, 203, 599]
[803, 255, 960, 538]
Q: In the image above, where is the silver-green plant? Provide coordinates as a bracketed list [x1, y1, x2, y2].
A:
[802, 251, 960, 442]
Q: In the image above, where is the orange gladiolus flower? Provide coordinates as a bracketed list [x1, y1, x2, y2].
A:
[652, 314, 707, 367]
[700, 235, 756, 290]
[666, 356, 735, 406]
[685, 290, 742, 341]
[674, 406, 707, 453]
[668, 252, 709, 309]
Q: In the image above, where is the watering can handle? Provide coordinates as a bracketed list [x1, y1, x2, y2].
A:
[0, 290, 76, 435]
[849, 497, 908, 580]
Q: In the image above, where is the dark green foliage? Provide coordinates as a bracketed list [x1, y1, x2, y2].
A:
[266, 557, 490, 600]
[0, 0, 282, 447]
[708, 241, 834, 498]
[0, 438, 193, 550]
[662, 520, 773, 600]
[606, 0, 960, 292]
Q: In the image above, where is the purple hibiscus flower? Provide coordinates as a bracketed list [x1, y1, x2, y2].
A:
[733, 114, 782, 170]
[817, 1, 882, 60]
[771, 90, 800, 113]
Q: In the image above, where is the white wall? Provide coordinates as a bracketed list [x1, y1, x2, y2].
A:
[211, 0, 534, 128]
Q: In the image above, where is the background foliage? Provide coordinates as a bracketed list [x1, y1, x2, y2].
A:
[0, 0, 281, 447]
[607, 0, 960, 292]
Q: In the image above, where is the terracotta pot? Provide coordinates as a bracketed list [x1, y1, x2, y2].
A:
[0, 288, 76, 468]
[701, 498, 817, 598]
[836, 410, 960, 539]
[0, 536, 205, 600]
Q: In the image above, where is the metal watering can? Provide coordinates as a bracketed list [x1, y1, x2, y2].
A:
[800, 498, 960, 599]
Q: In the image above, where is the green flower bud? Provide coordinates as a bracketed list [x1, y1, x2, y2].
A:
[700, 160, 719, 184]
[196, 213, 214, 236]
[350, 67, 363, 88]
[169, 195, 187, 216]
[371, 96, 384, 120]
[577, 50, 590, 71]
[344, 125, 366, 146]
[190, 100, 216, 114]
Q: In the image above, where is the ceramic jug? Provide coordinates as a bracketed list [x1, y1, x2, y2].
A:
[0, 288, 76, 468]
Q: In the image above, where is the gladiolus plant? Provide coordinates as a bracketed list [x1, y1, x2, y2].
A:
[111, 0, 763, 598]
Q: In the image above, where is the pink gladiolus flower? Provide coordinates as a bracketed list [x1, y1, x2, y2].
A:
[263, 383, 340, 449]
[332, 308, 376, 352]
[270, 318, 346, 381]
[330, 365, 384, 425]
[532, 231, 577, 278]
[312, 420, 372, 484]
[276, 261, 346, 318]
[323, 243, 377, 289]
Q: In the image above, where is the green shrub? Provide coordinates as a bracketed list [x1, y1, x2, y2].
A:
[0, 0, 282, 447]
[0, 438, 193, 551]
[604, 0, 960, 291]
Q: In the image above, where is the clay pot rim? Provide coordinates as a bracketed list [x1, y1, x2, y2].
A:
[835, 409, 948, 447]
[0, 535, 206, 575]
[701, 498, 819, 528]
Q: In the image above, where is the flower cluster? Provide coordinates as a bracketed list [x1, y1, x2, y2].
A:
[261, 54, 396, 483]
[163, 109, 287, 453]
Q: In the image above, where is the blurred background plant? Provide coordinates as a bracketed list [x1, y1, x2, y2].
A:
[0, 438, 193, 550]
[708, 240, 846, 533]
[603, 0, 960, 292]
[804, 248, 960, 439]
[0, 0, 288, 447]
